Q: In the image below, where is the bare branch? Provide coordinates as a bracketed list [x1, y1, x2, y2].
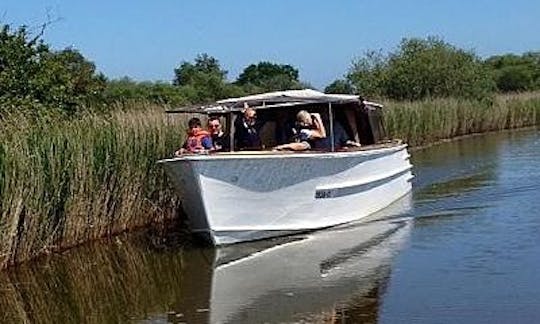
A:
[28, 8, 63, 45]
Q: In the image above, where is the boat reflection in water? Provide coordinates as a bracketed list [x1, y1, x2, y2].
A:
[0, 194, 412, 324]
[167, 193, 413, 323]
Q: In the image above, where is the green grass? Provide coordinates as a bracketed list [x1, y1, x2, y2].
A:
[1, 92, 540, 269]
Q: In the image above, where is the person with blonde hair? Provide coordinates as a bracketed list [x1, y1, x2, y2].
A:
[274, 110, 326, 151]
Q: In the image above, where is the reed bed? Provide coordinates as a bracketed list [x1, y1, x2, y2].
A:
[0, 107, 184, 269]
[383, 92, 540, 146]
[0, 92, 540, 270]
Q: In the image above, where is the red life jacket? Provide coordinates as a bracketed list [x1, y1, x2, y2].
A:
[185, 130, 210, 152]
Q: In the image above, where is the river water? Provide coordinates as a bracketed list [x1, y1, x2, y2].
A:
[1, 129, 539, 323]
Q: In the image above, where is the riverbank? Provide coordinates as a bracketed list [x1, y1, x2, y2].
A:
[1, 92, 539, 269]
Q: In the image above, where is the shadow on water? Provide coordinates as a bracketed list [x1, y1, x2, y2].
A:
[0, 195, 414, 324]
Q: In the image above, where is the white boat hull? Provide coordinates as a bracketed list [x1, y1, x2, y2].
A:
[159, 144, 413, 244]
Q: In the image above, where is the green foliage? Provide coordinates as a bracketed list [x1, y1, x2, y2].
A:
[343, 37, 495, 101]
[324, 79, 355, 94]
[235, 61, 301, 92]
[103, 77, 188, 107]
[34, 49, 107, 111]
[171, 55, 307, 103]
[494, 65, 533, 92]
[172, 53, 230, 103]
[0, 25, 47, 109]
[0, 24, 105, 113]
[347, 50, 388, 98]
[173, 53, 226, 86]
[1, 22, 308, 111]
[386, 37, 495, 100]
[484, 52, 540, 92]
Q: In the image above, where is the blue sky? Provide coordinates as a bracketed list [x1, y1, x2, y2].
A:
[3, 0, 539, 88]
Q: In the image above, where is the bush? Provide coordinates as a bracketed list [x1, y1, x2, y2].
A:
[345, 37, 495, 101]
[103, 78, 188, 107]
[0, 24, 105, 114]
[484, 53, 540, 92]
[235, 61, 302, 92]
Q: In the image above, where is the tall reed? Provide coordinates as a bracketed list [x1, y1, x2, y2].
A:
[0, 107, 184, 269]
[383, 92, 540, 146]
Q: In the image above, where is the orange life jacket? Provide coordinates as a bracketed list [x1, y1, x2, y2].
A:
[185, 130, 211, 152]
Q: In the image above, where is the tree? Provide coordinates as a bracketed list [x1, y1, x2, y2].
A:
[236, 61, 301, 92]
[493, 66, 533, 92]
[346, 50, 388, 98]
[103, 77, 188, 106]
[172, 53, 228, 102]
[173, 53, 227, 86]
[484, 53, 540, 92]
[0, 24, 49, 110]
[346, 37, 495, 100]
[324, 79, 355, 94]
[35, 48, 106, 110]
[385, 37, 494, 100]
[0, 24, 105, 113]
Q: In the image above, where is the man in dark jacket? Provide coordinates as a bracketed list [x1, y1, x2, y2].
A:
[234, 105, 263, 150]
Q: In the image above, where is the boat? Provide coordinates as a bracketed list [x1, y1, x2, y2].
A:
[158, 89, 413, 245]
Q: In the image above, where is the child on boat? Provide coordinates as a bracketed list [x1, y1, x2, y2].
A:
[175, 117, 213, 156]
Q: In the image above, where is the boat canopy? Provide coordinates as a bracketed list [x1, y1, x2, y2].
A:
[166, 89, 383, 114]
[217, 89, 359, 105]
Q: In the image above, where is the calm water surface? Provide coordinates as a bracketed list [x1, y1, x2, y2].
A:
[1, 129, 539, 323]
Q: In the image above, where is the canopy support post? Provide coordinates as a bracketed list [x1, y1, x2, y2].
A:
[328, 102, 335, 152]
[228, 112, 236, 152]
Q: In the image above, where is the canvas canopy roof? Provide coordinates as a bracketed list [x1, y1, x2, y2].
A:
[217, 89, 360, 105]
[166, 89, 381, 114]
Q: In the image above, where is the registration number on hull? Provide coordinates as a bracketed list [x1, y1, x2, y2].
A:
[315, 189, 337, 199]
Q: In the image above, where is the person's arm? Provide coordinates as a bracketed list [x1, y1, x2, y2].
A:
[311, 113, 326, 138]
[274, 141, 311, 151]
[174, 140, 188, 156]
